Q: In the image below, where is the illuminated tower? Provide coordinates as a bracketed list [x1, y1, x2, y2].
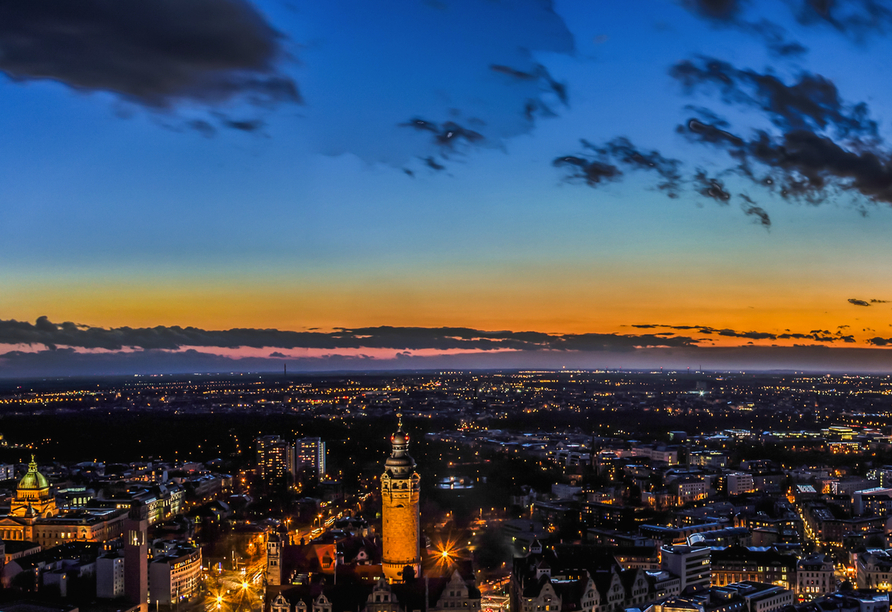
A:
[381, 417, 421, 582]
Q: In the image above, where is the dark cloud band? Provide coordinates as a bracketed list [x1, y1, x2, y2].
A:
[0, 317, 700, 353]
[0, 0, 299, 108]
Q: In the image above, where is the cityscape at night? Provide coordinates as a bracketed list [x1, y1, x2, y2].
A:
[7, 1, 892, 612]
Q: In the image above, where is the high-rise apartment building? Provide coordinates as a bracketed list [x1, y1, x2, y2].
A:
[256, 435, 295, 484]
[296, 437, 326, 482]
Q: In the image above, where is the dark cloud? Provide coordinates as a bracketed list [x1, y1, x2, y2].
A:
[742, 20, 809, 59]
[490, 63, 568, 112]
[554, 138, 683, 197]
[553, 156, 621, 187]
[739, 193, 772, 227]
[792, 0, 892, 40]
[630, 323, 854, 343]
[403, 118, 439, 134]
[694, 171, 732, 202]
[680, 3, 807, 58]
[398, 30, 569, 175]
[737, 130, 892, 205]
[715, 329, 776, 340]
[3, 318, 884, 378]
[0, 0, 300, 109]
[490, 65, 538, 80]
[683, 0, 748, 21]
[435, 122, 485, 149]
[401, 118, 484, 150]
[778, 332, 855, 342]
[681, 118, 746, 148]
[422, 157, 446, 171]
[0, 317, 699, 353]
[871, 299, 889, 303]
[549, 334, 697, 351]
[672, 59, 892, 209]
[220, 118, 265, 132]
[400, 117, 486, 171]
[868, 337, 892, 346]
[671, 58, 877, 137]
[631, 324, 702, 330]
[555, 132, 771, 226]
[848, 298, 871, 306]
[309, 0, 574, 169]
[769, 40, 808, 57]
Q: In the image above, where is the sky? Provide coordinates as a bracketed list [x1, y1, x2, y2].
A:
[4, 0, 892, 376]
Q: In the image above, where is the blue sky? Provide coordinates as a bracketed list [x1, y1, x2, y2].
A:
[4, 0, 892, 376]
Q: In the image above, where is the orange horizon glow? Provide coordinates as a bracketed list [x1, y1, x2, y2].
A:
[3, 257, 891, 350]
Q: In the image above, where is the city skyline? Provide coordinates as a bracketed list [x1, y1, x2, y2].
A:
[5, 0, 892, 376]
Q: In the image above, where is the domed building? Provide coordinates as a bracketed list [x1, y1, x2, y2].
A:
[0, 456, 130, 547]
[11, 456, 56, 518]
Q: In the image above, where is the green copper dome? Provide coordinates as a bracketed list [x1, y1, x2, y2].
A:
[18, 456, 49, 491]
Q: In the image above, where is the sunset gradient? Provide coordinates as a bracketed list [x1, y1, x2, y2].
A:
[3, 0, 892, 375]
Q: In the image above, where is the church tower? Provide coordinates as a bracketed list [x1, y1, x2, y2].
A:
[381, 417, 421, 582]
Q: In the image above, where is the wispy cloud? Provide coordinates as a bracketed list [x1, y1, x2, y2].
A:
[554, 138, 683, 197]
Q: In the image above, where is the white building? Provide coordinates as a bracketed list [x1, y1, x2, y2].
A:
[796, 555, 834, 597]
[727, 473, 755, 496]
[661, 545, 711, 593]
[96, 554, 125, 599]
[856, 549, 892, 591]
[149, 544, 202, 605]
[296, 437, 327, 481]
[725, 582, 793, 612]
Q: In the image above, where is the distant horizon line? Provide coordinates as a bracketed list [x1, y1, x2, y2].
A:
[0, 366, 887, 383]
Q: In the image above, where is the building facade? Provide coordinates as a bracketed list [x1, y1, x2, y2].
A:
[149, 544, 202, 605]
[296, 437, 327, 482]
[661, 545, 711, 593]
[381, 420, 421, 582]
[0, 456, 128, 549]
[257, 435, 296, 484]
[796, 555, 834, 597]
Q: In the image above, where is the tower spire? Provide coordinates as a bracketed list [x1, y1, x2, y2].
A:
[382, 412, 421, 582]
